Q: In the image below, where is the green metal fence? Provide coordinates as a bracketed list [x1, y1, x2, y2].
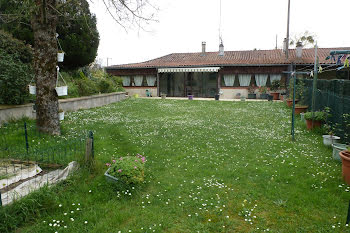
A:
[301, 79, 350, 144]
[0, 121, 89, 165]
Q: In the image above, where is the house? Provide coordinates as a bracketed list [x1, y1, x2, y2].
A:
[105, 42, 350, 98]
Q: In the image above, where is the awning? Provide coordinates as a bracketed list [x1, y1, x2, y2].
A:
[158, 67, 220, 73]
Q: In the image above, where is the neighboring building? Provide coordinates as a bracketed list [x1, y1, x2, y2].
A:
[106, 43, 350, 98]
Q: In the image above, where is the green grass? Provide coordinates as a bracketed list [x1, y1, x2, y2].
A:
[1, 98, 349, 232]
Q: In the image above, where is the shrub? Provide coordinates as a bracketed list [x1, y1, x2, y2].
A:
[304, 111, 326, 122]
[0, 30, 33, 105]
[98, 78, 116, 93]
[270, 80, 280, 92]
[106, 154, 146, 186]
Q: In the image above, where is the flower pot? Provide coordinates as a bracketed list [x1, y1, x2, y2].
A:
[267, 94, 274, 101]
[57, 52, 64, 62]
[188, 95, 194, 100]
[270, 92, 280, 100]
[247, 93, 256, 99]
[332, 143, 347, 162]
[59, 112, 64, 121]
[322, 135, 340, 147]
[104, 167, 119, 183]
[286, 99, 299, 107]
[240, 96, 246, 101]
[28, 85, 36, 95]
[260, 93, 268, 99]
[339, 150, 350, 185]
[294, 105, 308, 114]
[161, 94, 166, 99]
[280, 93, 286, 101]
[55, 86, 68, 96]
[214, 94, 220, 100]
[305, 119, 322, 130]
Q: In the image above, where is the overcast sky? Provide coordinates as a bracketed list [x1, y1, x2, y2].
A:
[90, 0, 350, 67]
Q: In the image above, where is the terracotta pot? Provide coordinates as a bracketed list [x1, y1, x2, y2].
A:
[270, 92, 280, 100]
[286, 99, 299, 107]
[305, 119, 322, 130]
[294, 105, 308, 114]
[280, 94, 285, 101]
[340, 150, 350, 185]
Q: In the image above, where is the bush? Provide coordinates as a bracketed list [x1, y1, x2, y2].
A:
[98, 78, 116, 93]
[304, 111, 326, 122]
[0, 31, 33, 105]
[106, 154, 146, 186]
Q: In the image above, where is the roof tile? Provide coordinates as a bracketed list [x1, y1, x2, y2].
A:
[108, 47, 350, 69]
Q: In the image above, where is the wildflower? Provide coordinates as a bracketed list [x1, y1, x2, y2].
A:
[70, 218, 74, 222]
[119, 157, 123, 160]
[112, 160, 116, 163]
[118, 169, 122, 173]
[84, 221, 88, 224]
[106, 163, 111, 167]
[134, 166, 137, 169]
[59, 204, 62, 207]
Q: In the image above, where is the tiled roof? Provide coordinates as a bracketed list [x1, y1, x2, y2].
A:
[107, 47, 350, 70]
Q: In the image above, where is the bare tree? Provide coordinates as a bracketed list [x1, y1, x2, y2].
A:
[1, 0, 156, 135]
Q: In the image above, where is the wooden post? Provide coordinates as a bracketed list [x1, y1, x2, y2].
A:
[217, 72, 222, 94]
[85, 131, 94, 166]
[157, 73, 160, 97]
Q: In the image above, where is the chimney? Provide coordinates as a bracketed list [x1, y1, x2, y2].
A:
[296, 41, 303, 58]
[202, 41, 206, 53]
[219, 42, 224, 56]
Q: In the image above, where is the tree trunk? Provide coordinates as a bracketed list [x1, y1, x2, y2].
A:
[31, 0, 60, 135]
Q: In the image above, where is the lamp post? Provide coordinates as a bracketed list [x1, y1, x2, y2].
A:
[286, 0, 291, 59]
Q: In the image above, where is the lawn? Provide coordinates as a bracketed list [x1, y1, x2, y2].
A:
[1, 98, 349, 232]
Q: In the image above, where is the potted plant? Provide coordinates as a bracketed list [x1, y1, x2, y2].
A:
[105, 154, 146, 189]
[286, 78, 299, 107]
[270, 80, 280, 100]
[258, 86, 268, 99]
[57, 50, 65, 62]
[322, 108, 340, 146]
[58, 109, 64, 121]
[294, 79, 308, 114]
[279, 83, 286, 101]
[247, 85, 256, 99]
[339, 147, 350, 185]
[304, 111, 326, 130]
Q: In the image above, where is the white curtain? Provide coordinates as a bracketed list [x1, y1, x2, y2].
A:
[134, 76, 143, 86]
[223, 75, 235, 86]
[270, 74, 282, 82]
[238, 74, 251, 86]
[146, 75, 156, 86]
[255, 74, 268, 86]
[122, 76, 130, 86]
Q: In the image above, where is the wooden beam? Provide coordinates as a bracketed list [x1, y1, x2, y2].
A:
[157, 73, 160, 96]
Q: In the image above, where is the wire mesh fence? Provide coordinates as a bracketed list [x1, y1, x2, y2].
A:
[301, 79, 350, 144]
[0, 121, 92, 206]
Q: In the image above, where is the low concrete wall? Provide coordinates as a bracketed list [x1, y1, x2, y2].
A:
[124, 87, 157, 97]
[0, 92, 126, 124]
[221, 88, 249, 99]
